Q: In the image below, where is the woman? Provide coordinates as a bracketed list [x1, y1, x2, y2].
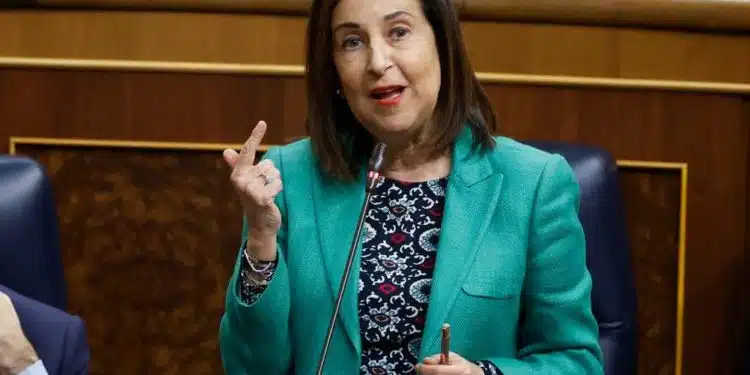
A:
[219, 0, 603, 374]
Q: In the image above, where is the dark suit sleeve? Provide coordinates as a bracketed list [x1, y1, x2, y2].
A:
[62, 317, 90, 375]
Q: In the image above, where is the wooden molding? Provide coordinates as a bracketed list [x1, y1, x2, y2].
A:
[460, 0, 750, 32]
[2, 57, 750, 95]
[8, 136, 270, 155]
[15, 0, 750, 32]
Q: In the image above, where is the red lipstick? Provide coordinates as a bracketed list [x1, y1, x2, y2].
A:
[369, 85, 405, 106]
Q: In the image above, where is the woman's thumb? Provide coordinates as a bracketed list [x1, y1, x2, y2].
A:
[223, 149, 239, 168]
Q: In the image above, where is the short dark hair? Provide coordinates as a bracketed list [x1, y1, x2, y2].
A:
[305, 0, 497, 181]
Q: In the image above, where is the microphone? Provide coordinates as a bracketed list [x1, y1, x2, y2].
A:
[367, 143, 387, 191]
[316, 142, 387, 375]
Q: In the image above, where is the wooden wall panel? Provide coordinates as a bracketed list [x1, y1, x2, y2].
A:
[2, 68, 749, 374]
[0, 68, 307, 151]
[620, 168, 682, 375]
[1, 11, 749, 84]
[0, 11, 308, 66]
[11, 144, 246, 375]
[459, 0, 750, 31]
[14, 0, 750, 32]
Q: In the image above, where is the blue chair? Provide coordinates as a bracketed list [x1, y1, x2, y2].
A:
[526, 141, 638, 375]
[0, 154, 68, 311]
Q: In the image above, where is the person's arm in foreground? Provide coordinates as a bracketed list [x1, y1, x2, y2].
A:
[0, 291, 46, 375]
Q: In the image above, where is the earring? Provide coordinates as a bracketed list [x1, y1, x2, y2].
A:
[336, 89, 341, 96]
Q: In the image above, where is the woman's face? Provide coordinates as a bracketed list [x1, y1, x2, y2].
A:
[332, 0, 441, 142]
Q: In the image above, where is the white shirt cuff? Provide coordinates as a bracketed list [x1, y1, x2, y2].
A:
[16, 360, 48, 375]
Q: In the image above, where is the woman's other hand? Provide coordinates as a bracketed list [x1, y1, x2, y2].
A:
[0, 291, 39, 375]
[223, 120, 283, 261]
[416, 352, 484, 375]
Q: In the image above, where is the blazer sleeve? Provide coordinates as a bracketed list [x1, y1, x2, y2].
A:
[219, 147, 293, 375]
[63, 317, 91, 375]
[490, 155, 604, 375]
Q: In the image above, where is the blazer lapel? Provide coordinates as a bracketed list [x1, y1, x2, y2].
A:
[419, 129, 504, 359]
[312, 167, 366, 354]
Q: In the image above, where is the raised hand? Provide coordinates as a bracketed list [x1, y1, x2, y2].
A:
[223, 121, 283, 261]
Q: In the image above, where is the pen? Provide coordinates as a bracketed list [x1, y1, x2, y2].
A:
[440, 323, 451, 365]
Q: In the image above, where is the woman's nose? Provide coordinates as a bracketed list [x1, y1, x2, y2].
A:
[367, 38, 393, 76]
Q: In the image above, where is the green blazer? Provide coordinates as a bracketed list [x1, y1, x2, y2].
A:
[219, 128, 604, 375]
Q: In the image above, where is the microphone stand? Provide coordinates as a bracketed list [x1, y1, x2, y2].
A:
[315, 145, 386, 375]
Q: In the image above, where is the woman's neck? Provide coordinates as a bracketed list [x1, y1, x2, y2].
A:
[379, 142, 452, 183]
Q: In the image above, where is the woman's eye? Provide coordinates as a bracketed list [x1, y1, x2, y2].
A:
[391, 27, 410, 39]
[342, 37, 362, 50]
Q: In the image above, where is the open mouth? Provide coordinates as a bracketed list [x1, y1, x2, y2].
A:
[369, 86, 406, 104]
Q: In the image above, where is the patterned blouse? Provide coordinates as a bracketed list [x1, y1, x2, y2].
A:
[239, 176, 502, 375]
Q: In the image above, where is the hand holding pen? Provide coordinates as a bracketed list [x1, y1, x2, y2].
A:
[441, 323, 451, 365]
[415, 323, 485, 375]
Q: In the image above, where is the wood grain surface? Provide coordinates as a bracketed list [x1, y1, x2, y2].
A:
[619, 169, 682, 375]
[9, 0, 750, 31]
[0, 11, 748, 85]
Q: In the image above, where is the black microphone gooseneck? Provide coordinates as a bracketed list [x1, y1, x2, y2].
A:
[315, 143, 387, 375]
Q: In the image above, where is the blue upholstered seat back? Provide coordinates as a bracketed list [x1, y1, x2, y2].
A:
[0, 155, 67, 310]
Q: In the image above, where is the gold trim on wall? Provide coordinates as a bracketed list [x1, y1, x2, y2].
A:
[0, 57, 306, 77]
[8, 137, 268, 155]
[10, 136, 688, 375]
[1, 57, 750, 94]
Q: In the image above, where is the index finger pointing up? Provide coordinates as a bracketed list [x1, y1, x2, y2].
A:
[238, 121, 268, 166]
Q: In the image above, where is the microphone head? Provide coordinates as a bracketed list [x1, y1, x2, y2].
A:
[368, 143, 387, 172]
